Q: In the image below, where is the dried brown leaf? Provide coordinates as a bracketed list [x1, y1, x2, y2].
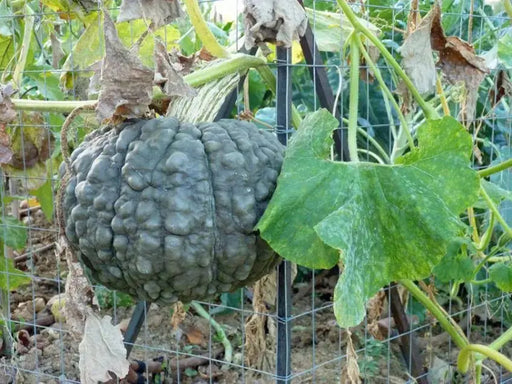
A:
[430, 4, 488, 121]
[0, 83, 16, 125]
[154, 39, 196, 97]
[96, 12, 153, 122]
[118, 0, 183, 28]
[244, 0, 308, 49]
[79, 313, 130, 384]
[399, 8, 438, 95]
[367, 290, 386, 340]
[490, 70, 512, 107]
[340, 330, 361, 384]
[0, 126, 13, 165]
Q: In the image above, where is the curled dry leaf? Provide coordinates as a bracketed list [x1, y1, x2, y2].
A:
[118, 0, 183, 29]
[96, 12, 153, 122]
[0, 83, 16, 125]
[244, 0, 308, 49]
[430, 4, 488, 122]
[399, 9, 438, 95]
[79, 312, 130, 384]
[154, 39, 196, 97]
[489, 70, 512, 107]
[341, 330, 362, 384]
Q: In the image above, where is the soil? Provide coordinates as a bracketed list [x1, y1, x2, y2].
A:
[1, 207, 511, 384]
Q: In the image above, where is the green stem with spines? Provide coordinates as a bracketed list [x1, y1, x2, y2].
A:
[478, 158, 512, 178]
[480, 186, 512, 238]
[348, 33, 361, 162]
[400, 279, 469, 349]
[182, 0, 229, 58]
[489, 326, 512, 351]
[12, 4, 34, 87]
[458, 344, 512, 373]
[191, 301, 232, 364]
[335, 0, 437, 120]
[355, 36, 414, 152]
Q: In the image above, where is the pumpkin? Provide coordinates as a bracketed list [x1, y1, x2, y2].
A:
[61, 117, 284, 303]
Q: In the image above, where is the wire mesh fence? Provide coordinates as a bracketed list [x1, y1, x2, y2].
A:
[0, 0, 511, 383]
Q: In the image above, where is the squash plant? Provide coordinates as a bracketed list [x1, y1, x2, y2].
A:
[257, 0, 512, 378]
[1, 0, 512, 380]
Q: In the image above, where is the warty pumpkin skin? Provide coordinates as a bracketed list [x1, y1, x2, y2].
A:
[61, 117, 284, 303]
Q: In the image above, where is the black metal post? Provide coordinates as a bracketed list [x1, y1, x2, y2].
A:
[276, 46, 292, 384]
[124, 300, 148, 357]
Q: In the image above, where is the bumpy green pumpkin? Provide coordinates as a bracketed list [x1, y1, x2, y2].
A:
[62, 117, 284, 303]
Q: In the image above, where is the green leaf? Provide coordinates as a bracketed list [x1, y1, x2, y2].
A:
[0, 216, 27, 250]
[0, 256, 30, 291]
[497, 29, 512, 67]
[30, 178, 54, 222]
[489, 263, 512, 292]
[257, 109, 480, 327]
[433, 251, 474, 283]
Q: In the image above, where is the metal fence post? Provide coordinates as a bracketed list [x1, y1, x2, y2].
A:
[276, 46, 292, 384]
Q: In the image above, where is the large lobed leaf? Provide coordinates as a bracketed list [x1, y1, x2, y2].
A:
[257, 109, 480, 327]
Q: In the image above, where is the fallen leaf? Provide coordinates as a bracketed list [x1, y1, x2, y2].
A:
[154, 38, 196, 97]
[0, 83, 16, 125]
[185, 326, 206, 346]
[430, 4, 488, 122]
[244, 0, 308, 49]
[79, 313, 130, 384]
[96, 11, 153, 122]
[118, 0, 183, 28]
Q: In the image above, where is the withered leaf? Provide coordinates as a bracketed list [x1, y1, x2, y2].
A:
[0, 126, 13, 165]
[0, 83, 16, 125]
[244, 0, 308, 49]
[154, 39, 196, 97]
[399, 8, 438, 95]
[489, 70, 512, 107]
[96, 12, 153, 122]
[430, 4, 488, 122]
[118, 0, 183, 29]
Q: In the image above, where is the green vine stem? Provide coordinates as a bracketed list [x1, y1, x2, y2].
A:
[400, 279, 469, 349]
[12, 5, 34, 87]
[480, 186, 512, 238]
[355, 36, 415, 153]
[348, 33, 361, 162]
[478, 158, 512, 178]
[335, 0, 437, 120]
[505, 0, 512, 20]
[458, 344, 512, 373]
[11, 99, 97, 113]
[489, 326, 512, 351]
[256, 65, 302, 128]
[182, 0, 229, 58]
[190, 301, 232, 364]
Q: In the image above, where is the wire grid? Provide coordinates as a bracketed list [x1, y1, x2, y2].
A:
[0, 0, 510, 383]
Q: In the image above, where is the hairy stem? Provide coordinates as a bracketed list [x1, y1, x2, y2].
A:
[335, 0, 437, 120]
[348, 33, 361, 162]
[489, 326, 512, 351]
[191, 301, 232, 363]
[400, 279, 468, 349]
[480, 186, 512, 238]
[356, 36, 414, 151]
[478, 158, 512, 178]
[12, 5, 34, 87]
[183, 0, 229, 58]
[458, 344, 512, 373]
